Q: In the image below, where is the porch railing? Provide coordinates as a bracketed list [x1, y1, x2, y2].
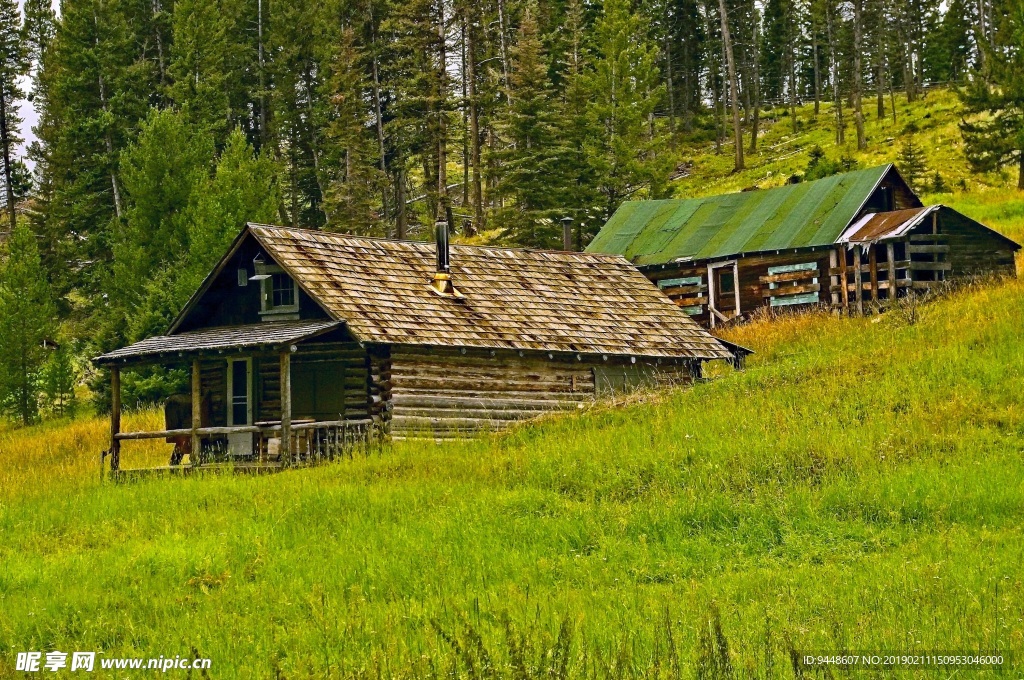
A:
[109, 418, 379, 473]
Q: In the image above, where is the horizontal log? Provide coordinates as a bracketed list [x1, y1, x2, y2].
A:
[907, 260, 951, 271]
[390, 365, 595, 384]
[392, 394, 587, 410]
[660, 284, 707, 296]
[391, 387, 594, 402]
[390, 416, 522, 431]
[116, 425, 262, 441]
[829, 278, 911, 293]
[763, 283, 820, 297]
[395, 407, 560, 420]
[759, 270, 820, 284]
[391, 377, 593, 394]
[390, 352, 595, 370]
[830, 261, 910, 275]
[908, 233, 949, 242]
[906, 244, 950, 254]
[672, 296, 708, 307]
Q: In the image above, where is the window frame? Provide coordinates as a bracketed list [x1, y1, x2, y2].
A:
[259, 264, 300, 318]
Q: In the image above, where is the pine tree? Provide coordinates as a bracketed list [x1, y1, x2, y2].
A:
[168, 0, 231, 139]
[897, 124, 928, 191]
[493, 5, 566, 247]
[111, 109, 214, 323]
[0, 223, 56, 425]
[960, 0, 1024, 189]
[0, 0, 26, 235]
[321, 26, 383, 235]
[22, 0, 55, 66]
[584, 0, 671, 220]
[41, 343, 77, 418]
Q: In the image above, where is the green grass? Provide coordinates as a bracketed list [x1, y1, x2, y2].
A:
[2, 87, 1023, 677]
[1, 276, 1023, 677]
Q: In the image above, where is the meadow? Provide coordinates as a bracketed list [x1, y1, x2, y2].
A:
[2, 89, 1023, 677]
[1, 269, 1023, 677]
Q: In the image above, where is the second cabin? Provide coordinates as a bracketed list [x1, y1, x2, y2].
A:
[95, 222, 736, 476]
[587, 164, 1020, 327]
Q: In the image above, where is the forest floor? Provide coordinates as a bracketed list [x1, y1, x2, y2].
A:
[1, 88, 1022, 677]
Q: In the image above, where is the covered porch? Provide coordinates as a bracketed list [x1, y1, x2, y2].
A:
[96, 320, 384, 480]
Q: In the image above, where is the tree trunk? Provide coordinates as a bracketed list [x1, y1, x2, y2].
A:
[664, 28, 676, 138]
[1018, 151, 1024, 190]
[369, 5, 389, 227]
[496, 0, 511, 97]
[813, 39, 821, 116]
[718, 0, 744, 171]
[853, 0, 866, 150]
[0, 82, 15, 234]
[466, 3, 483, 232]
[827, 1, 844, 145]
[437, 0, 451, 225]
[396, 165, 407, 239]
[750, 18, 761, 154]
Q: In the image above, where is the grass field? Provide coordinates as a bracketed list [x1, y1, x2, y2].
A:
[2, 88, 1023, 677]
[1, 273, 1023, 677]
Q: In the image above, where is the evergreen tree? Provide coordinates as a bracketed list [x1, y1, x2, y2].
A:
[168, 0, 231, 139]
[0, 223, 56, 425]
[493, 5, 566, 247]
[583, 0, 671, 220]
[960, 0, 1024, 189]
[0, 0, 26, 235]
[41, 343, 77, 418]
[897, 124, 928, 191]
[22, 0, 56, 67]
[321, 26, 383, 235]
[111, 109, 214, 323]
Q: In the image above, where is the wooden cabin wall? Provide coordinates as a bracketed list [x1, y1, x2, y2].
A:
[387, 347, 695, 439]
[643, 250, 832, 327]
[939, 212, 1018, 277]
[199, 360, 227, 427]
[255, 343, 371, 422]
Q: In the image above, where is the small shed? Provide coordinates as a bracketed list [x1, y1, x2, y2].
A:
[587, 165, 1020, 326]
[95, 222, 735, 476]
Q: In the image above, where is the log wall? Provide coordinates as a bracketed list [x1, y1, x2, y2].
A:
[387, 347, 694, 439]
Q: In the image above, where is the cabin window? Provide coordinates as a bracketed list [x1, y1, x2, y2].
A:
[271, 272, 296, 308]
[765, 261, 820, 307]
[259, 265, 300, 318]
[717, 271, 735, 295]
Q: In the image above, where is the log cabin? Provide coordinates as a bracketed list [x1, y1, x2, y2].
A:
[95, 222, 737, 477]
[586, 164, 1020, 327]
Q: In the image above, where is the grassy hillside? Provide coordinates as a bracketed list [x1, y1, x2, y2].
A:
[2, 271, 1022, 677]
[674, 88, 1024, 250]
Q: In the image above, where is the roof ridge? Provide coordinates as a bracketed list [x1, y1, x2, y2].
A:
[247, 223, 625, 261]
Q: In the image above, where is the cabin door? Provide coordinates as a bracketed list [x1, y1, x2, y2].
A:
[707, 261, 740, 328]
[226, 358, 253, 457]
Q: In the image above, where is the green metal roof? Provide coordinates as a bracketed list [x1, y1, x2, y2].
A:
[587, 165, 892, 266]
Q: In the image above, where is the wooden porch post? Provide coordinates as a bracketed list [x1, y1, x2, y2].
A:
[706, 263, 716, 328]
[853, 244, 864, 316]
[838, 246, 849, 313]
[732, 261, 741, 317]
[110, 366, 121, 472]
[886, 242, 897, 301]
[191, 359, 202, 466]
[280, 350, 292, 465]
[868, 245, 879, 304]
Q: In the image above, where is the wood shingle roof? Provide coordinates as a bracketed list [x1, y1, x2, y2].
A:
[244, 224, 731, 360]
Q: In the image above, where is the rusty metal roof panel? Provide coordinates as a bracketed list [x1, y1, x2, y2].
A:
[247, 225, 732, 361]
[96, 320, 342, 364]
[840, 206, 935, 243]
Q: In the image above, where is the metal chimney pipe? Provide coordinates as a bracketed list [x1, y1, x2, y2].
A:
[435, 219, 450, 274]
[561, 216, 574, 251]
[429, 219, 464, 298]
